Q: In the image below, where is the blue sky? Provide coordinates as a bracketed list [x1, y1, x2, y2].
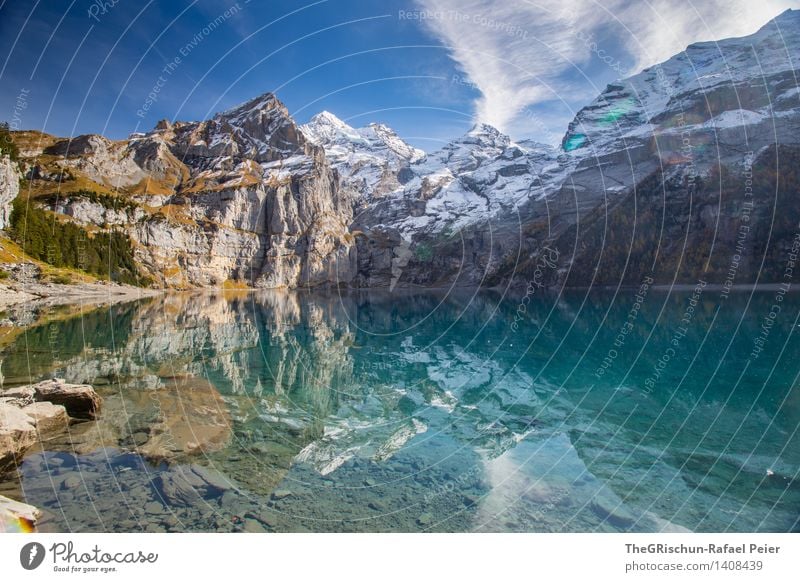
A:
[0, 0, 795, 151]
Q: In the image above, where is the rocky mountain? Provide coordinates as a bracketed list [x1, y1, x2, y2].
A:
[522, 8, 800, 287]
[5, 94, 356, 289]
[347, 123, 569, 287]
[348, 8, 800, 288]
[1, 9, 798, 290]
[300, 111, 425, 206]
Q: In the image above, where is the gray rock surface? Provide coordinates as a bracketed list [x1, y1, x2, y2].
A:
[0, 380, 101, 471]
[0, 403, 37, 469]
[0, 154, 20, 229]
[22, 401, 69, 434]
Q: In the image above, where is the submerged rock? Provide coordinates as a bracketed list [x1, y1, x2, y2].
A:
[136, 377, 232, 460]
[60, 474, 82, 491]
[591, 495, 636, 530]
[156, 465, 232, 507]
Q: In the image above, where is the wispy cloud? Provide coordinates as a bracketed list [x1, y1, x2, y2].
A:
[412, 0, 797, 140]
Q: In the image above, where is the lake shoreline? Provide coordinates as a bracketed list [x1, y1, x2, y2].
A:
[0, 280, 795, 312]
[0, 280, 162, 309]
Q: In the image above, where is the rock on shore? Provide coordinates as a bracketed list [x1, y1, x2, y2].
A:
[0, 494, 41, 532]
[0, 379, 102, 531]
[0, 403, 38, 469]
[0, 379, 102, 469]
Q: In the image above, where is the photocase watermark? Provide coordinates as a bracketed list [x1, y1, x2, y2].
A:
[675, 110, 699, 179]
[87, 0, 123, 23]
[399, 9, 529, 40]
[20, 542, 46, 570]
[77, 230, 89, 271]
[8, 88, 30, 131]
[49, 541, 157, 573]
[594, 274, 654, 378]
[360, 361, 396, 372]
[20, 541, 158, 573]
[48, 323, 62, 368]
[1, 88, 29, 156]
[136, 2, 244, 119]
[643, 279, 707, 394]
[510, 244, 560, 332]
[529, 487, 569, 522]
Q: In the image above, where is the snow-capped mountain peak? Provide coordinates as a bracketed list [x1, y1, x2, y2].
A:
[313, 110, 348, 127]
[456, 123, 512, 149]
[300, 112, 425, 202]
[216, 92, 289, 125]
[301, 112, 424, 161]
[302, 111, 360, 144]
[561, 9, 800, 156]
[361, 122, 425, 163]
[467, 122, 504, 138]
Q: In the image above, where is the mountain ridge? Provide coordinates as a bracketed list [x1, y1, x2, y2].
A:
[0, 9, 798, 290]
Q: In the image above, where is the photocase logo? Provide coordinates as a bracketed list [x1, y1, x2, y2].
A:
[20, 542, 46, 570]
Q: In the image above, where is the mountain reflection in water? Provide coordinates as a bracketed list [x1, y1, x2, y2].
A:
[0, 288, 797, 533]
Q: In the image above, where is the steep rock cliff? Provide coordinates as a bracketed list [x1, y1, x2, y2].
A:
[0, 154, 20, 230]
[13, 93, 356, 288]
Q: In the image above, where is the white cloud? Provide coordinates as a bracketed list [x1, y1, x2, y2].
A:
[413, 0, 798, 140]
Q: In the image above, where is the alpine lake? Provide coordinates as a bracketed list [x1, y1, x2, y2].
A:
[0, 286, 797, 533]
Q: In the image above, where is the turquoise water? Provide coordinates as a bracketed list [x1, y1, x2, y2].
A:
[0, 288, 798, 532]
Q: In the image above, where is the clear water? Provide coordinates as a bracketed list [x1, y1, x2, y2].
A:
[0, 288, 798, 533]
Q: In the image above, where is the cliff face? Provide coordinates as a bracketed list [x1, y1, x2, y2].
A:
[0, 154, 20, 230]
[506, 9, 800, 289]
[13, 93, 355, 289]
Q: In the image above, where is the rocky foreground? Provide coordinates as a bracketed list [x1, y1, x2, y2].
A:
[0, 379, 102, 530]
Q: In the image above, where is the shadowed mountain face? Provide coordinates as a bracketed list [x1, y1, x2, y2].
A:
[2, 11, 798, 290]
[335, 10, 800, 289]
[0, 288, 797, 532]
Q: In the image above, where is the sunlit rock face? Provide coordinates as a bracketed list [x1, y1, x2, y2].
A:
[134, 95, 358, 289]
[0, 154, 20, 229]
[19, 93, 356, 290]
